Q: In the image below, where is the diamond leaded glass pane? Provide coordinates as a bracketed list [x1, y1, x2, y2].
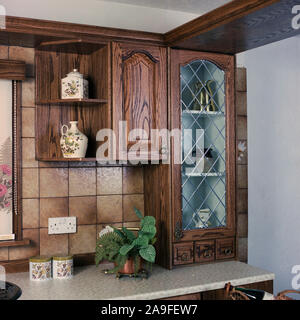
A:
[181, 60, 226, 230]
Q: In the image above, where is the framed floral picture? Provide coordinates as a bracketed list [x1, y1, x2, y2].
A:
[0, 79, 14, 240]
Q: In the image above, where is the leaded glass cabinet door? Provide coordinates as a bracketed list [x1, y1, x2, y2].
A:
[171, 49, 235, 244]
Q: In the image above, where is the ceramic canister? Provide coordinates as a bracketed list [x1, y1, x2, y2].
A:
[29, 256, 52, 281]
[52, 255, 73, 279]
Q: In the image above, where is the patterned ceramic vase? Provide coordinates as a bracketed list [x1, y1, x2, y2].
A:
[60, 121, 88, 158]
[52, 255, 73, 279]
[29, 256, 52, 281]
[61, 69, 89, 99]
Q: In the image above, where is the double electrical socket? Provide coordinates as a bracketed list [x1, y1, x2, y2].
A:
[48, 217, 77, 235]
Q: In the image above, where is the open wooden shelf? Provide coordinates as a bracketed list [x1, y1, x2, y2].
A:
[35, 39, 111, 161]
[37, 98, 108, 105]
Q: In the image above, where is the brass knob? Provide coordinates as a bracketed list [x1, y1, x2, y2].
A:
[224, 248, 232, 255]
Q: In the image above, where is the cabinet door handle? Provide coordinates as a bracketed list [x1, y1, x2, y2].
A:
[223, 248, 233, 256]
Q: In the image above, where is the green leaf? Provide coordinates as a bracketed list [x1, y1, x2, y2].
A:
[119, 243, 134, 256]
[133, 235, 149, 248]
[112, 228, 126, 240]
[140, 225, 156, 239]
[139, 245, 156, 263]
[141, 216, 156, 228]
[134, 207, 143, 220]
[122, 227, 136, 242]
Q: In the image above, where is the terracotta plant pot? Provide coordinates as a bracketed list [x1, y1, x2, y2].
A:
[116, 257, 142, 275]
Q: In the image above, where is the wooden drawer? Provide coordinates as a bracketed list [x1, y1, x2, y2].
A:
[173, 242, 194, 265]
[216, 238, 235, 260]
[194, 240, 215, 263]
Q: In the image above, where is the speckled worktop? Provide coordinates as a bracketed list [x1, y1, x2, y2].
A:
[6, 261, 274, 300]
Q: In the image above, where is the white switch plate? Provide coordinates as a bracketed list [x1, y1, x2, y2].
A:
[48, 217, 77, 235]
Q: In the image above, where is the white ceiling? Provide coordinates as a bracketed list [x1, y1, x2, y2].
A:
[100, 0, 231, 14]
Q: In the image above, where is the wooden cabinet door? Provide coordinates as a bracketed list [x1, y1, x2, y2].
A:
[112, 42, 167, 160]
[170, 49, 236, 244]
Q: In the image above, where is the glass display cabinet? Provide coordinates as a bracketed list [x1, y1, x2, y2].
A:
[170, 50, 236, 266]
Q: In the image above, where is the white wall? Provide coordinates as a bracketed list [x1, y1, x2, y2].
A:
[0, 0, 198, 33]
[238, 35, 300, 295]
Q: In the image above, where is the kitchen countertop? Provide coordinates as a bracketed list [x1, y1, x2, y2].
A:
[6, 261, 274, 300]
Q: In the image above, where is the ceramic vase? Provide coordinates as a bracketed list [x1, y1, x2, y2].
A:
[61, 69, 89, 99]
[60, 121, 88, 158]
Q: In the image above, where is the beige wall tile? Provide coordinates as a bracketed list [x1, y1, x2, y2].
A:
[69, 196, 97, 225]
[69, 161, 96, 167]
[40, 168, 68, 198]
[0, 248, 8, 261]
[123, 221, 140, 229]
[237, 165, 248, 189]
[9, 229, 39, 260]
[40, 228, 68, 256]
[0, 45, 8, 59]
[236, 67, 247, 92]
[97, 195, 122, 223]
[69, 225, 96, 254]
[97, 167, 122, 195]
[22, 78, 35, 107]
[22, 168, 39, 198]
[22, 199, 39, 229]
[237, 188, 248, 213]
[123, 167, 144, 194]
[237, 237, 248, 263]
[22, 107, 35, 138]
[237, 213, 248, 238]
[69, 168, 96, 196]
[39, 161, 68, 168]
[40, 197, 69, 228]
[237, 116, 247, 140]
[123, 194, 144, 222]
[236, 91, 247, 116]
[9, 46, 35, 77]
[22, 138, 38, 168]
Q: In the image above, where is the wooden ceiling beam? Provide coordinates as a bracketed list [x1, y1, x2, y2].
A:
[165, 0, 300, 54]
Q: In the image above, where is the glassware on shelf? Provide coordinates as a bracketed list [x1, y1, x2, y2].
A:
[193, 208, 211, 229]
[192, 80, 217, 112]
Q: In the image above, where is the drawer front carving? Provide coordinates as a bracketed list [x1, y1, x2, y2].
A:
[173, 242, 194, 265]
[216, 238, 235, 260]
[195, 240, 215, 263]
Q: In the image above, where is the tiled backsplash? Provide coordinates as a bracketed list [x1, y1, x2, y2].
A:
[0, 46, 248, 265]
[0, 45, 145, 262]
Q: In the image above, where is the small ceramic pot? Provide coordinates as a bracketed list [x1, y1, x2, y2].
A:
[61, 69, 89, 99]
[60, 121, 88, 158]
[29, 256, 52, 281]
[52, 255, 73, 279]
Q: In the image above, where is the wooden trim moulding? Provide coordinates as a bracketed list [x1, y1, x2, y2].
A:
[0, 239, 30, 248]
[4, 16, 165, 47]
[0, 59, 26, 80]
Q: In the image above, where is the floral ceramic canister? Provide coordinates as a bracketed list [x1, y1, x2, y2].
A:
[60, 121, 88, 158]
[52, 255, 73, 279]
[29, 256, 52, 281]
[61, 69, 89, 99]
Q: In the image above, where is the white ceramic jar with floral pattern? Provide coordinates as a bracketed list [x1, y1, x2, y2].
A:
[29, 256, 52, 281]
[52, 255, 73, 279]
[60, 121, 88, 158]
[61, 69, 89, 99]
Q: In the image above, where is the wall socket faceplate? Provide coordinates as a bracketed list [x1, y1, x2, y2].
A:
[48, 217, 77, 235]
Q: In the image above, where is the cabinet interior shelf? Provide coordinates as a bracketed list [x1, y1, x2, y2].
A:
[182, 110, 224, 116]
[185, 172, 225, 177]
[37, 99, 108, 105]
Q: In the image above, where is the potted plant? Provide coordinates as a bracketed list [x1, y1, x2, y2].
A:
[95, 208, 156, 276]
